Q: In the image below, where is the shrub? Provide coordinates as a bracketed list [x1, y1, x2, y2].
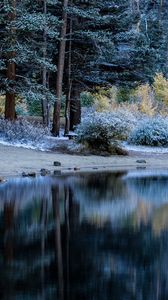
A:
[134, 84, 157, 116]
[128, 117, 168, 146]
[153, 73, 168, 105]
[0, 96, 5, 116]
[92, 87, 118, 111]
[0, 118, 50, 147]
[76, 111, 135, 151]
[27, 99, 42, 116]
[94, 94, 110, 111]
[80, 92, 95, 107]
[117, 87, 131, 103]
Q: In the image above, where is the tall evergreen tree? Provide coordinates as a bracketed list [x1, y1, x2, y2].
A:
[66, 0, 168, 131]
[0, 0, 60, 122]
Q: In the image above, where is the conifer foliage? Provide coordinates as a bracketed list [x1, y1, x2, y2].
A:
[0, 0, 168, 135]
[1, 0, 60, 122]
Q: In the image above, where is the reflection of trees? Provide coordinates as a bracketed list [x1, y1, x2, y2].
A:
[52, 185, 64, 300]
[40, 197, 48, 300]
[63, 219, 168, 300]
[126, 176, 168, 205]
[124, 201, 151, 229]
[74, 172, 128, 202]
[4, 202, 15, 264]
[0, 182, 75, 299]
[0, 173, 168, 299]
[125, 175, 168, 235]
[152, 204, 168, 236]
[64, 186, 70, 300]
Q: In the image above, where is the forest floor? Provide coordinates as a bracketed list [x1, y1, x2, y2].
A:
[1, 143, 168, 178]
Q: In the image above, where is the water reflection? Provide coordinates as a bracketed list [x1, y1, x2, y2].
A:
[0, 170, 168, 299]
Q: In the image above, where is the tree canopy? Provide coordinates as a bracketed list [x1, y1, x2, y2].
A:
[0, 0, 167, 135]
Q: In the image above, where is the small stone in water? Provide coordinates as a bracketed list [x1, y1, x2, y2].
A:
[22, 172, 36, 177]
[53, 170, 62, 176]
[28, 172, 36, 177]
[40, 169, 51, 176]
[136, 166, 146, 169]
[53, 161, 61, 166]
[136, 160, 147, 164]
[0, 177, 6, 183]
[22, 172, 28, 177]
[74, 167, 80, 171]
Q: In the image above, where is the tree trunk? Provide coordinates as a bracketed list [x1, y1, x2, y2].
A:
[5, 0, 16, 121]
[64, 82, 72, 135]
[41, 0, 50, 127]
[70, 83, 81, 131]
[64, 5, 72, 136]
[52, 0, 69, 136]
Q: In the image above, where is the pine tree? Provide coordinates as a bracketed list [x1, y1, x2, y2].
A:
[64, 0, 118, 131]
[0, 0, 60, 122]
[1, 0, 17, 120]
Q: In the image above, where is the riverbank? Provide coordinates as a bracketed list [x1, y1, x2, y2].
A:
[1, 143, 168, 178]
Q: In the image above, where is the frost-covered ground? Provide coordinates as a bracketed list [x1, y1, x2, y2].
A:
[0, 129, 69, 152]
[0, 138, 45, 151]
[0, 119, 71, 152]
[1, 135, 168, 155]
[122, 142, 168, 154]
[2, 114, 168, 154]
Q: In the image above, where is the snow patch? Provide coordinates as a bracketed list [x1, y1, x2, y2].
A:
[0, 138, 46, 151]
[122, 142, 168, 154]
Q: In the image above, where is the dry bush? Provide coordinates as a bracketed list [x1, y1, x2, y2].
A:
[0, 96, 5, 115]
[153, 73, 168, 114]
[133, 84, 157, 116]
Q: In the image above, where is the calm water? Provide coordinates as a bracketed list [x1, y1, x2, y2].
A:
[0, 170, 168, 299]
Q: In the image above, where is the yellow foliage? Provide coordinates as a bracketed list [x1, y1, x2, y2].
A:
[94, 94, 110, 111]
[108, 86, 118, 104]
[153, 73, 168, 105]
[92, 84, 158, 115]
[93, 86, 119, 111]
[134, 83, 156, 116]
[93, 88, 110, 111]
[0, 96, 5, 115]
[119, 102, 139, 114]
[152, 204, 168, 236]
[0, 96, 28, 116]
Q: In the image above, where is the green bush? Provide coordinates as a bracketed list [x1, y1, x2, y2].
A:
[81, 92, 95, 107]
[27, 100, 42, 116]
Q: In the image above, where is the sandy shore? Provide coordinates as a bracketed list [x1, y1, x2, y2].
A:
[1, 143, 168, 178]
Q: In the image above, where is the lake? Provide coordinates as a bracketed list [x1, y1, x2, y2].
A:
[0, 169, 168, 300]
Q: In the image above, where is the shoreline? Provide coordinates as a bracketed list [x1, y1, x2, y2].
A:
[1, 143, 168, 179]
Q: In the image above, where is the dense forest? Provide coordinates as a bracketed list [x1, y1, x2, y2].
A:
[0, 0, 168, 138]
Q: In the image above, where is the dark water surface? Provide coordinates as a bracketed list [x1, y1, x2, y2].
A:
[0, 170, 168, 300]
